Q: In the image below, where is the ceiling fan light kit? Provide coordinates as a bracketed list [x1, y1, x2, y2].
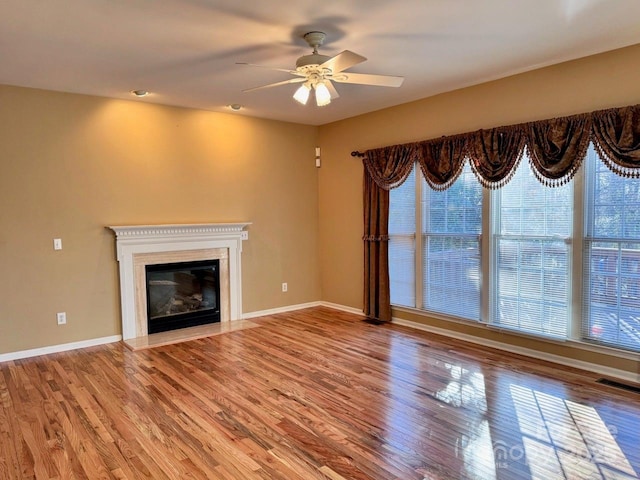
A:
[239, 31, 404, 107]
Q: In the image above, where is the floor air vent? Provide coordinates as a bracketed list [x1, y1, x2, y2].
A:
[596, 378, 640, 394]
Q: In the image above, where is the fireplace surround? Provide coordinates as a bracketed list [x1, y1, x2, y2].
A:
[109, 223, 250, 341]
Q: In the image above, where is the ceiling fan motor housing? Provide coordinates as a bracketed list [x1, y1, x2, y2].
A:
[296, 32, 331, 71]
[296, 53, 331, 69]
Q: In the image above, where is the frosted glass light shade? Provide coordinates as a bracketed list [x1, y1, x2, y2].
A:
[293, 84, 310, 105]
[315, 82, 331, 106]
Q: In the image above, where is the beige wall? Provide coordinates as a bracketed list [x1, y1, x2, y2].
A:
[318, 44, 640, 375]
[0, 86, 320, 353]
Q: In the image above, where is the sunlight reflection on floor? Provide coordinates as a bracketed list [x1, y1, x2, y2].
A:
[509, 384, 637, 479]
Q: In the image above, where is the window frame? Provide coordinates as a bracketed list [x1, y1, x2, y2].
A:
[581, 148, 640, 352]
[489, 157, 574, 340]
[421, 164, 483, 321]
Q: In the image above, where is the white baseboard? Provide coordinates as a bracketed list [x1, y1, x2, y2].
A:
[392, 317, 639, 384]
[0, 335, 122, 363]
[242, 301, 323, 319]
[319, 301, 365, 316]
[242, 301, 365, 320]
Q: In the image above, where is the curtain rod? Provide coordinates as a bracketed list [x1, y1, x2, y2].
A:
[351, 151, 365, 157]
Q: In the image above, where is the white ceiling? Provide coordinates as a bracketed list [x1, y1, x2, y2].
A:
[2, 0, 640, 126]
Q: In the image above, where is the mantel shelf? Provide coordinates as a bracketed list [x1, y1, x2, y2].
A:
[108, 223, 251, 238]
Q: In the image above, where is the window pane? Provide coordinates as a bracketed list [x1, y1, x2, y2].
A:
[389, 169, 416, 307]
[495, 238, 569, 338]
[495, 158, 572, 339]
[584, 148, 640, 351]
[422, 163, 482, 320]
[499, 161, 571, 238]
[389, 170, 415, 236]
[424, 235, 480, 319]
[423, 167, 482, 234]
[389, 235, 415, 307]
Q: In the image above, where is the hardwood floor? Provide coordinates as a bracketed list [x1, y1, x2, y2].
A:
[1, 306, 639, 479]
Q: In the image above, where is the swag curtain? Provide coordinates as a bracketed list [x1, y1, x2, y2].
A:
[416, 134, 467, 191]
[592, 105, 640, 178]
[361, 103, 640, 322]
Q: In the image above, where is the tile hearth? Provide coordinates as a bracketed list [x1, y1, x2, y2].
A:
[123, 319, 261, 351]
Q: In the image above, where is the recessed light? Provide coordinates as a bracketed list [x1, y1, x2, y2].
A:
[229, 104, 242, 111]
[131, 90, 149, 97]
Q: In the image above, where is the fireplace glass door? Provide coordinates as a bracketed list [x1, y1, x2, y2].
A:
[145, 259, 220, 334]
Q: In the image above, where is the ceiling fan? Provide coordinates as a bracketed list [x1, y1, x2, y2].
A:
[237, 31, 404, 107]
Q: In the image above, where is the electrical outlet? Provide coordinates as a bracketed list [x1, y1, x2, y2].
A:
[241, 231, 249, 240]
[56, 312, 67, 325]
[282, 282, 288, 292]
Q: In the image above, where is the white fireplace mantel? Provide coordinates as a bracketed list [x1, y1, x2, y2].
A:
[108, 223, 250, 341]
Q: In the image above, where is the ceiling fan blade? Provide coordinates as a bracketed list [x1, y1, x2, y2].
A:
[236, 62, 302, 76]
[320, 50, 367, 74]
[325, 81, 340, 99]
[242, 77, 306, 93]
[332, 72, 404, 87]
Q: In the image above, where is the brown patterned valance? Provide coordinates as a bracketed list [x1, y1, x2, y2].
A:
[416, 134, 467, 191]
[591, 105, 640, 178]
[526, 114, 592, 187]
[468, 125, 527, 189]
[362, 144, 417, 190]
[360, 103, 640, 190]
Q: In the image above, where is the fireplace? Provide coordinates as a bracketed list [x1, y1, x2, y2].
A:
[146, 259, 221, 334]
[108, 223, 250, 341]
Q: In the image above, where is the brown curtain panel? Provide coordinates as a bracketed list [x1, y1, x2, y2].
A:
[526, 114, 592, 186]
[362, 145, 416, 322]
[591, 104, 640, 178]
[416, 135, 468, 191]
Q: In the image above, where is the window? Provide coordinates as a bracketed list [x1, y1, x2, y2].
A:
[389, 169, 416, 307]
[389, 147, 640, 353]
[584, 148, 640, 351]
[389, 164, 482, 318]
[493, 157, 572, 339]
[423, 164, 482, 319]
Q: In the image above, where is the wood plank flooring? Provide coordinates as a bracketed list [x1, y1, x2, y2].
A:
[1, 306, 639, 479]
